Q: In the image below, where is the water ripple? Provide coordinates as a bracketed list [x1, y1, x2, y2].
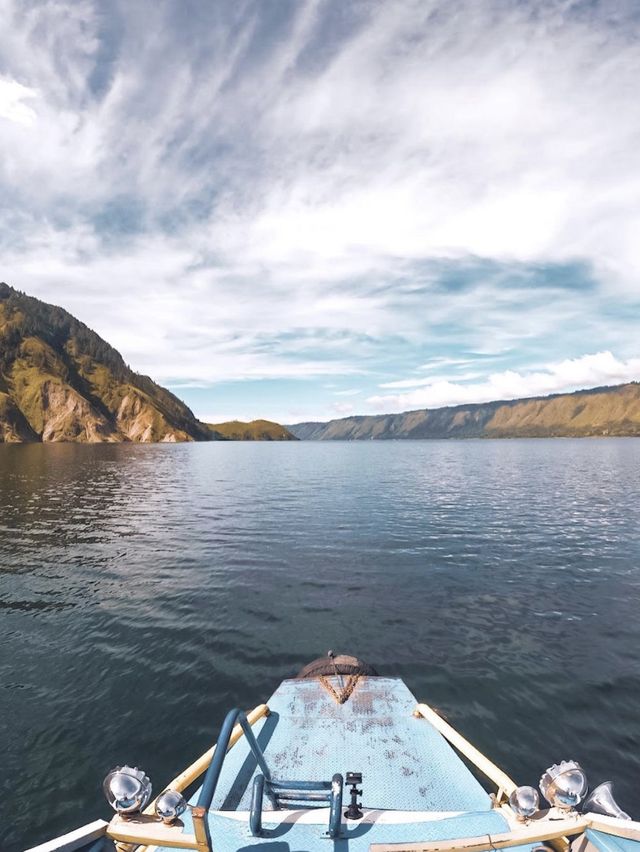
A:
[1, 440, 640, 850]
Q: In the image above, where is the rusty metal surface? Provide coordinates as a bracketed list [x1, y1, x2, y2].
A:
[296, 655, 379, 678]
[206, 677, 491, 813]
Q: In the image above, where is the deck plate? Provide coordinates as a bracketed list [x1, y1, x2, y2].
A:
[208, 677, 491, 813]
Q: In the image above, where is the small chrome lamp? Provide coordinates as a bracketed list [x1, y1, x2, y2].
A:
[509, 785, 540, 820]
[539, 761, 588, 810]
[583, 782, 631, 820]
[155, 789, 187, 824]
[103, 766, 152, 815]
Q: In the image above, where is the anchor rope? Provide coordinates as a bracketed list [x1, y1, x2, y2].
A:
[316, 650, 364, 703]
[318, 673, 361, 704]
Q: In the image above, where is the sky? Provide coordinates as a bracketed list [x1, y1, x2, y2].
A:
[1, 0, 640, 424]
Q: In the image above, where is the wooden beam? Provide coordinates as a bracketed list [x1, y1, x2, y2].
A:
[191, 805, 212, 852]
[24, 820, 108, 852]
[370, 813, 588, 852]
[586, 814, 640, 841]
[413, 704, 517, 799]
[107, 814, 198, 850]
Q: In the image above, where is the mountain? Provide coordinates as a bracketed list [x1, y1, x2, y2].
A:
[207, 419, 298, 440]
[0, 282, 211, 443]
[288, 383, 640, 440]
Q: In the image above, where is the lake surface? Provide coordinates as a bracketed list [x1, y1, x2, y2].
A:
[1, 439, 640, 850]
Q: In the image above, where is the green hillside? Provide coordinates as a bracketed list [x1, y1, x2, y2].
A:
[207, 419, 297, 441]
[0, 282, 211, 443]
[289, 383, 640, 440]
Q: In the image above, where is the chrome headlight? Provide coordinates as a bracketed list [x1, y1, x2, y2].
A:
[103, 766, 152, 814]
[509, 785, 540, 819]
[155, 789, 187, 824]
[540, 761, 587, 809]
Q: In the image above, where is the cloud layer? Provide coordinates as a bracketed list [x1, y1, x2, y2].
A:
[1, 0, 639, 420]
[368, 352, 640, 413]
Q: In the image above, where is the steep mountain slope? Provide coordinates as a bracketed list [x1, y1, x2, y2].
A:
[207, 419, 297, 440]
[0, 283, 211, 443]
[289, 383, 640, 440]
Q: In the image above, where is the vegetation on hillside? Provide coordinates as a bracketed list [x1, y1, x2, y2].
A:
[0, 282, 211, 443]
[289, 383, 640, 440]
[4, 281, 637, 445]
[207, 419, 297, 441]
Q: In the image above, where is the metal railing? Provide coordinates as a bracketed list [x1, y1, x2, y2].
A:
[191, 707, 271, 851]
[191, 706, 343, 847]
[250, 773, 344, 838]
[197, 707, 272, 810]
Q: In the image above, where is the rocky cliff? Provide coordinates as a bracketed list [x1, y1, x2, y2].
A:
[289, 383, 640, 440]
[0, 282, 211, 443]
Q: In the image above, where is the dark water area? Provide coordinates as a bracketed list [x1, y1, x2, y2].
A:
[1, 439, 640, 851]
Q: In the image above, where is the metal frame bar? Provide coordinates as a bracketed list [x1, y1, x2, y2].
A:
[189, 708, 272, 851]
[143, 704, 270, 815]
[249, 773, 344, 838]
[112, 704, 270, 852]
[328, 773, 344, 839]
[197, 708, 272, 810]
[250, 774, 266, 837]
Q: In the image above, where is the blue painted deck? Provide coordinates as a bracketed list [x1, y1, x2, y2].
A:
[182, 807, 510, 852]
[586, 830, 640, 852]
[41, 677, 638, 852]
[155, 676, 544, 852]
[207, 677, 491, 812]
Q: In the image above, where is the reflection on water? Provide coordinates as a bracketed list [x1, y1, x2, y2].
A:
[1, 439, 640, 850]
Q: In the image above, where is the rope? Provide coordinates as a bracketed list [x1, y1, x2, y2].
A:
[318, 673, 361, 704]
[317, 650, 363, 704]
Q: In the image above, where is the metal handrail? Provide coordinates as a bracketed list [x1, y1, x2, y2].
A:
[250, 772, 344, 838]
[193, 706, 343, 847]
[197, 707, 271, 810]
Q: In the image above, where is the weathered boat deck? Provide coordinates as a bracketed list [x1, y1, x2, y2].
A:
[153, 676, 512, 852]
[190, 808, 513, 852]
[205, 676, 491, 812]
[35, 674, 640, 852]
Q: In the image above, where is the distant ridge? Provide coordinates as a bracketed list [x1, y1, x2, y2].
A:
[0, 282, 212, 443]
[288, 382, 640, 440]
[207, 419, 297, 441]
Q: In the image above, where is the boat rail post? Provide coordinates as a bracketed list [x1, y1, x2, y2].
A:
[249, 774, 266, 837]
[328, 773, 344, 839]
[192, 805, 213, 852]
[188, 706, 272, 852]
[124, 703, 270, 852]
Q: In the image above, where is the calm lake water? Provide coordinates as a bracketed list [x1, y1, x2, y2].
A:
[1, 439, 640, 850]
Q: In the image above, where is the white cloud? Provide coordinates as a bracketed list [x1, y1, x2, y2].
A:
[418, 357, 475, 370]
[367, 352, 640, 413]
[380, 371, 483, 389]
[1, 0, 640, 409]
[331, 401, 356, 416]
[0, 76, 37, 125]
[203, 0, 640, 295]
